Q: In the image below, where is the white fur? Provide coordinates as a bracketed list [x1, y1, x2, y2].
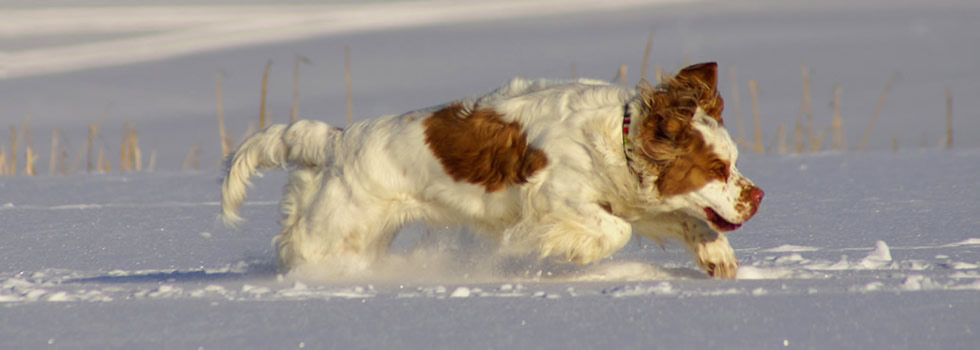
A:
[221, 77, 760, 278]
[677, 108, 756, 226]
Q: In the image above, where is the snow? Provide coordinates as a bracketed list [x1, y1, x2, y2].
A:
[1, 0, 686, 79]
[2, 0, 980, 348]
[760, 244, 820, 253]
[449, 286, 471, 298]
[2, 139, 978, 349]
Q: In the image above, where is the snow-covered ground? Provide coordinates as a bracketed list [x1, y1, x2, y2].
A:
[2, 0, 979, 348]
[2, 151, 979, 349]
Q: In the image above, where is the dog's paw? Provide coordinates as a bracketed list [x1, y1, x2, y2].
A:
[693, 236, 739, 279]
[565, 240, 608, 265]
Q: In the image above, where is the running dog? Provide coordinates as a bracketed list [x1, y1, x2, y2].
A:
[221, 62, 763, 279]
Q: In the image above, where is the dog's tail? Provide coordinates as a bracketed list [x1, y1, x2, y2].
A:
[221, 120, 339, 226]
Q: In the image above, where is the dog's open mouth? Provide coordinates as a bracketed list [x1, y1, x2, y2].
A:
[704, 208, 741, 232]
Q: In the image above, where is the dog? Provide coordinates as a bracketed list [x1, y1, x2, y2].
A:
[221, 62, 763, 279]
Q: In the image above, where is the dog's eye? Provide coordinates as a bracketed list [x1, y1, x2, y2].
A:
[712, 163, 729, 180]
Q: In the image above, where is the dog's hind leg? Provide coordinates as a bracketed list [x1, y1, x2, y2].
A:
[280, 175, 407, 275]
[274, 168, 323, 270]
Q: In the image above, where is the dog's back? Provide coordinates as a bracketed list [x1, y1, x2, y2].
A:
[220, 78, 628, 271]
[219, 67, 762, 278]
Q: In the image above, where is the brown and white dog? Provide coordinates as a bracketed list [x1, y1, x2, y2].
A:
[221, 62, 763, 279]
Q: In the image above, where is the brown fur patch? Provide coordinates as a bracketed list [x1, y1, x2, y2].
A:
[738, 184, 763, 219]
[424, 103, 549, 192]
[677, 62, 724, 122]
[652, 131, 731, 197]
[640, 62, 724, 124]
[634, 62, 730, 197]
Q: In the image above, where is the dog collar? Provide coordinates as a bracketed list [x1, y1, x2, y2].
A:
[622, 103, 642, 184]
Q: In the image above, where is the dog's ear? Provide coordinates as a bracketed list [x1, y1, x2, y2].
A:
[639, 92, 690, 146]
[675, 62, 724, 124]
[636, 103, 690, 172]
[638, 84, 697, 140]
[676, 62, 718, 91]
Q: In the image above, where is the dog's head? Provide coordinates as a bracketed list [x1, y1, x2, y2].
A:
[630, 62, 763, 232]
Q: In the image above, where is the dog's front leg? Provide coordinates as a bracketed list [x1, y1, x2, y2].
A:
[689, 230, 738, 279]
[634, 213, 738, 279]
[508, 202, 633, 265]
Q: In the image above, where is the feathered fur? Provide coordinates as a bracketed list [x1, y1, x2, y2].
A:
[220, 62, 763, 278]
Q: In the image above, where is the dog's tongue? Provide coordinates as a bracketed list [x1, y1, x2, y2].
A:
[704, 208, 741, 232]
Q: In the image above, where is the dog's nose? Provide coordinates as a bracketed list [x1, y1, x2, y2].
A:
[748, 186, 764, 204]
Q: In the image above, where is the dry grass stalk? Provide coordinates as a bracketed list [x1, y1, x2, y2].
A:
[946, 87, 953, 150]
[831, 83, 846, 151]
[240, 122, 256, 145]
[86, 105, 111, 173]
[796, 63, 813, 153]
[129, 129, 142, 171]
[858, 73, 897, 151]
[183, 144, 202, 170]
[800, 64, 817, 152]
[216, 71, 230, 158]
[49, 129, 59, 176]
[260, 60, 272, 129]
[291, 56, 311, 123]
[120, 123, 131, 172]
[148, 150, 157, 172]
[87, 123, 96, 172]
[59, 148, 68, 176]
[570, 63, 576, 80]
[22, 120, 33, 163]
[193, 146, 201, 169]
[292, 57, 301, 122]
[0, 146, 6, 176]
[748, 79, 764, 154]
[806, 116, 819, 151]
[812, 127, 828, 151]
[345, 45, 354, 126]
[792, 119, 805, 153]
[640, 28, 654, 83]
[225, 126, 235, 154]
[618, 65, 628, 88]
[777, 124, 787, 155]
[182, 146, 193, 169]
[10, 126, 17, 175]
[69, 146, 84, 175]
[654, 64, 664, 83]
[728, 65, 746, 148]
[96, 148, 105, 173]
[684, 56, 690, 66]
[24, 146, 37, 176]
